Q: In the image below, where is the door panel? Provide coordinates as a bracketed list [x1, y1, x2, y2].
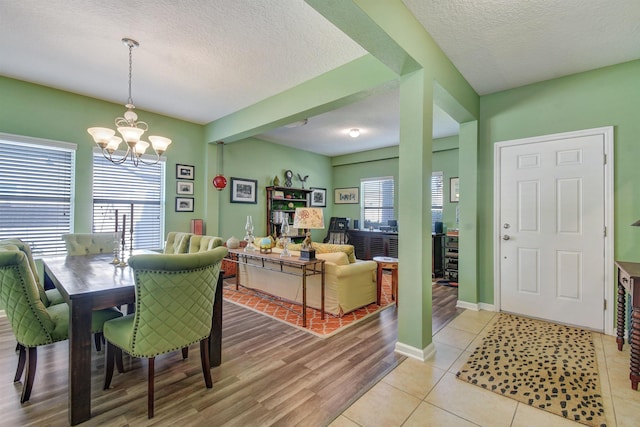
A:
[499, 134, 604, 330]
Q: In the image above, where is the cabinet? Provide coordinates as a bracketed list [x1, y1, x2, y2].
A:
[266, 186, 312, 242]
[347, 230, 398, 260]
[432, 234, 444, 278]
[444, 232, 458, 281]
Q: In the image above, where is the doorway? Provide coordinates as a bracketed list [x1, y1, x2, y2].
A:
[494, 127, 614, 333]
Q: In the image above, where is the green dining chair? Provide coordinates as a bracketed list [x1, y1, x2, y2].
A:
[0, 247, 123, 403]
[103, 247, 227, 418]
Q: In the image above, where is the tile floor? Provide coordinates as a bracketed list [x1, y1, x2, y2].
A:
[330, 309, 640, 427]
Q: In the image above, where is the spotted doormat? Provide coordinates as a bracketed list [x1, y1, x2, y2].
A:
[456, 314, 605, 427]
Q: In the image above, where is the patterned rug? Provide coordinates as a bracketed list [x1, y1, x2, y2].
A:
[223, 274, 396, 338]
[456, 314, 606, 427]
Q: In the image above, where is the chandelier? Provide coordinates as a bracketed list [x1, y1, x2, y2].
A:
[87, 38, 171, 166]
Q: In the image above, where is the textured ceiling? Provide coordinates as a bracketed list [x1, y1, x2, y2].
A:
[1, 1, 639, 156]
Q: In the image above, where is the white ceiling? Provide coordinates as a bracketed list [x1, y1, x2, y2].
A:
[1, 1, 639, 156]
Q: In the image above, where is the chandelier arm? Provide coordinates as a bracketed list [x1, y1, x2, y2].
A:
[102, 147, 133, 165]
[135, 152, 162, 166]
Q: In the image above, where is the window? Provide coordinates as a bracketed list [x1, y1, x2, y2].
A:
[0, 134, 76, 256]
[361, 177, 394, 229]
[431, 171, 444, 232]
[92, 153, 165, 250]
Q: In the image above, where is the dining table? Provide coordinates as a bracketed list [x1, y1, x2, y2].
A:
[42, 251, 223, 426]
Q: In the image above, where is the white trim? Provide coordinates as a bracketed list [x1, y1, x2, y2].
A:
[0, 131, 77, 151]
[394, 341, 436, 361]
[493, 126, 614, 335]
[456, 300, 479, 311]
[478, 302, 496, 312]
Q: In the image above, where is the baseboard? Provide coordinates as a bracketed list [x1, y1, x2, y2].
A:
[456, 300, 496, 312]
[394, 341, 436, 362]
[0, 309, 5, 317]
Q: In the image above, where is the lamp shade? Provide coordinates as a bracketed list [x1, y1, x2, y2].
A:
[292, 207, 325, 230]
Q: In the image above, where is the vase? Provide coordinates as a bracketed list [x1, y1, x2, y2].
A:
[226, 236, 240, 249]
[273, 175, 280, 186]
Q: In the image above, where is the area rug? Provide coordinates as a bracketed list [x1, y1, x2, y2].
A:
[436, 279, 458, 287]
[223, 273, 396, 338]
[456, 314, 606, 427]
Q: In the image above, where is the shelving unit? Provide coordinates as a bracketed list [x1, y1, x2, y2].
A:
[266, 186, 312, 242]
[444, 231, 459, 281]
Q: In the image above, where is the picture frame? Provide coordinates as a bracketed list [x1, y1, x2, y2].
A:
[176, 181, 194, 195]
[175, 197, 194, 212]
[334, 187, 359, 204]
[176, 164, 195, 180]
[310, 187, 327, 207]
[230, 177, 258, 204]
[450, 177, 460, 203]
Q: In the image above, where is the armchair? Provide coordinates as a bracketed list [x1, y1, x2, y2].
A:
[0, 246, 122, 403]
[103, 246, 228, 418]
[62, 232, 117, 255]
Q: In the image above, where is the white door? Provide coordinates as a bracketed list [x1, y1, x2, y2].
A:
[498, 131, 607, 331]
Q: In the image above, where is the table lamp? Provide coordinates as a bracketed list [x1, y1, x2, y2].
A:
[292, 207, 325, 260]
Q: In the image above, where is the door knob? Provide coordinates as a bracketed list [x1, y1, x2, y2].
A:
[502, 235, 510, 240]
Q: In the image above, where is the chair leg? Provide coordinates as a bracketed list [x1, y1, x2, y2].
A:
[148, 357, 155, 419]
[14, 344, 26, 382]
[115, 346, 124, 374]
[21, 347, 37, 403]
[182, 346, 189, 359]
[94, 333, 102, 351]
[104, 342, 115, 390]
[200, 338, 213, 389]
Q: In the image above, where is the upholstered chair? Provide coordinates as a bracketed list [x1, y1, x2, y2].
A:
[162, 232, 193, 254]
[0, 247, 123, 403]
[103, 247, 227, 418]
[188, 235, 224, 253]
[62, 232, 117, 255]
[0, 238, 65, 306]
[61, 232, 120, 350]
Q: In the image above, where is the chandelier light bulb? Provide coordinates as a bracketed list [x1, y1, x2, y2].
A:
[349, 128, 360, 138]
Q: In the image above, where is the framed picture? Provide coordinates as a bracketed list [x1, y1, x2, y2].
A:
[450, 177, 460, 203]
[176, 181, 194, 195]
[310, 187, 327, 207]
[334, 187, 359, 204]
[175, 197, 194, 212]
[230, 177, 258, 204]
[176, 164, 195, 180]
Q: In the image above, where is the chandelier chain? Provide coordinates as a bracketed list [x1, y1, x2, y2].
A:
[127, 42, 134, 107]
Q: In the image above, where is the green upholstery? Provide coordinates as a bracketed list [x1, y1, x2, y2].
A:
[0, 238, 65, 306]
[0, 248, 122, 402]
[163, 232, 193, 254]
[103, 247, 227, 418]
[62, 232, 117, 255]
[188, 235, 224, 253]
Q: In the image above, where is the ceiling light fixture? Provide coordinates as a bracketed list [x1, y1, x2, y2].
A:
[212, 141, 227, 191]
[348, 128, 360, 138]
[284, 118, 308, 128]
[87, 38, 171, 167]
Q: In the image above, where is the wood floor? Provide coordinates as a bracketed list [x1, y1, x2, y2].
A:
[0, 282, 459, 426]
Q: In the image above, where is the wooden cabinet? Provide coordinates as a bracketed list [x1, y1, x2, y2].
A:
[347, 230, 398, 260]
[266, 186, 312, 242]
[444, 232, 459, 280]
[432, 234, 444, 278]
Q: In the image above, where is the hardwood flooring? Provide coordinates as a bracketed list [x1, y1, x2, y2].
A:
[0, 282, 459, 426]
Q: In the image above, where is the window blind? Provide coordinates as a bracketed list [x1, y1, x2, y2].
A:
[0, 138, 75, 256]
[361, 177, 394, 229]
[92, 153, 165, 250]
[432, 171, 444, 231]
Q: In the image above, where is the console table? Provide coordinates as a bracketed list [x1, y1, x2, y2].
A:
[615, 261, 640, 390]
[226, 248, 325, 327]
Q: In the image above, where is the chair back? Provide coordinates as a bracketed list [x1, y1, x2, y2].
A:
[62, 232, 117, 255]
[126, 247, 228, 357]
[0, 248, 59, 347]
[0, 238, 48, 305]
[163, 232, 193, 254]
[188, 235, 224, 253]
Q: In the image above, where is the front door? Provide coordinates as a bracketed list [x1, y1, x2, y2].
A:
[497, 129, 609, 331]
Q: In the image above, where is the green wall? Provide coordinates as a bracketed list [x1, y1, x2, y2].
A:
[0, 76, 207, 236]
[331, 137, 459, 230]
[217, 137, 332, 243]
[478, 59, 640, 304]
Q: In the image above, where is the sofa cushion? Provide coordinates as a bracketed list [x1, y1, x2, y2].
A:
[316, 251, 350, 266]
[286, 242, 356, 263]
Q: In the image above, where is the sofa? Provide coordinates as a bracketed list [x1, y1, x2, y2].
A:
[235, 240, 377, 317]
